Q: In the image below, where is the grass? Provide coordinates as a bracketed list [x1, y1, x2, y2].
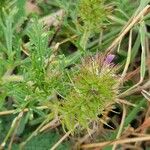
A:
[0, 0, 150, 149]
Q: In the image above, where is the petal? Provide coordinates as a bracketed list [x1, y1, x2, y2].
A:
[105, 54, 115, 64]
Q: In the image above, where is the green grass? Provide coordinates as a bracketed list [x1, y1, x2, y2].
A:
[0, 0, 150, 149]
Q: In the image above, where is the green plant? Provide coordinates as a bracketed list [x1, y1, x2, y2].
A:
[1, 0, 150, 149]
[0, 7, 73, 149]
[52, 54, 119, 132]
[78, 0, 107, 32]
[78, 0, 108, 50]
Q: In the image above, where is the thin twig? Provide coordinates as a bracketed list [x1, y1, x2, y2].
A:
[52, 35, 78, 53]
[8, 112, 23, 150]
[0, 106, 48, 116]
[145, 35, 150, 78]
[20, 118, 49, 149]
[39, 117, 60, 133]
[117, 99, 137, 107]
[112, 104, 126, 150]
[50, 124, 78, 150]
[50, 130, 72, 150]
[106, 5, 150, 53]
[121, 29, 132, 80]
[75, 127, 99, 148]
[119, 80, 150, 98]
[81, 135, 150, 149]
[0, 112, 23, 148]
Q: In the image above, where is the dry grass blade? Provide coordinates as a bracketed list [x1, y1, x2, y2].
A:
[8, 112, 23, 150]
[39, 118, 60, 132]
[50, 124, 78, 150]
[106, 5, 150, 53]
[112, 104, 126, 150]
[0, 112, 24, 148]
[121, 30, 132, 81]
[81, 135, 150, 149]
[117, 99, 137, 107]
[50, 130, 72, 150]
[0, 106, 48, 116]
[141, 90, 150, 101]
[119, 80, 150, 98]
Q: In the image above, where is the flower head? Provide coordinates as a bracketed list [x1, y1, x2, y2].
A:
[57, 53, 119, 132]
[78, 0, 108, 32]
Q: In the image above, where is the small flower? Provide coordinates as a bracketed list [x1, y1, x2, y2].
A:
[104, 54, 115, 64]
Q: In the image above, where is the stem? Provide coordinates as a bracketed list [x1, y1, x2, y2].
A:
[20, 113, 55, 149]
[121, 30, 132, 80]
[0, 106, 48, 116]
[20, 119, 49, 149]
[2, 75, 24, 83]
[50, 130, 72, 150]
[81, 135, 150, 149]
[0, 112, 23, 148]
[112, 104, 126, 150]
[106, 5, 150, 53]
[8, 113, 23, 150]
[50, 124, 78, 150]
[80, 28, 91, 51]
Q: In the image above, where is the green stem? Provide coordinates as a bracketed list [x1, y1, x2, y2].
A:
[80, 28, 91, 51]
[0, 112, 23, 148]
[20, 113, 54, 149]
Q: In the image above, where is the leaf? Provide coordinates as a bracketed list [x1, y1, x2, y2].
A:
[139, 20, 146, 80]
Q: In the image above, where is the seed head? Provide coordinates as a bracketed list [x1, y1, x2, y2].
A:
[58, 54, 119, 132]
[78, 0, 108, 32]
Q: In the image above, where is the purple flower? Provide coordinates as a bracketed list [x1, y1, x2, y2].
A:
[104, 54, 115, 64]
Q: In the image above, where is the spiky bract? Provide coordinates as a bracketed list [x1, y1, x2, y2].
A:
[78, 0, 108, 32]
[57, 54, 119, 131]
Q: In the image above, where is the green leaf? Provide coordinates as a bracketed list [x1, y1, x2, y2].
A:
[139, 20, 146, 80]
